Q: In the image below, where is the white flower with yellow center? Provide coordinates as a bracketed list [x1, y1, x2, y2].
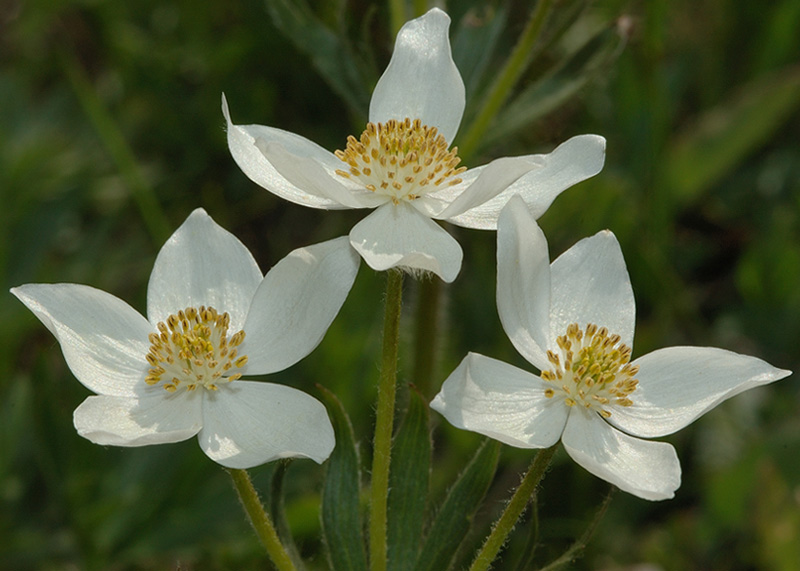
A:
[223, 8, 606, 283]
[431, 196, 792, 500]
[11, 209, 360, 469]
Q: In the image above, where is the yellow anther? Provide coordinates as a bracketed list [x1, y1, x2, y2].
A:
[540, 322, 639, 420]
[334, 118, 465, 203]
[144, 306, 248, 394]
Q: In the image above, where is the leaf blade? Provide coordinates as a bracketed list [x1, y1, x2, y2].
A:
[414, 439, 501, 571]
[318, 385, 368, 571]
[387, 388, 432, 571]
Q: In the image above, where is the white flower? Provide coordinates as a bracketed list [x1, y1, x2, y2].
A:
[431, 196, 791, 500]
[224, 8, 605, 283]
[11, 209, 360, 469]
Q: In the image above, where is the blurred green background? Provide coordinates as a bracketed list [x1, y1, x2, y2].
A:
[2, 0, 799, 569]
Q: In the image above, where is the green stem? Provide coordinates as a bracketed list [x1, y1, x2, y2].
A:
[412, 277, 442, 397]
[389, 0, 408, 37]
[369, 270, 404, 571]
[458, 0, 554, 160]
[538, 486, 614, 571]
[468, 444, 559, 571]
[412, 0, 428, 18]
[228, 468, 297, 571]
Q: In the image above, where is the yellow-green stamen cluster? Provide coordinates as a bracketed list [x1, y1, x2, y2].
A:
[334, 118, 466, 204]
[145, 306, 248, 393]
[541, 323, 639, 418]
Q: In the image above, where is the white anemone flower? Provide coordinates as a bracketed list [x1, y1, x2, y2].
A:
[224, 8, 606, 283]
[431, 196, 791, 500]
[11, 209, 360, 469]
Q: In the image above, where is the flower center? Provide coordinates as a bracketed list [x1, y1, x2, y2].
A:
[145, 306, 248, 393]
[334, 118, 467, 204]
[541, 323, 639, 418]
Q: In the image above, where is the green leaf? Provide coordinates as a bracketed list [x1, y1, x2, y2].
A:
[451, 6, 508, 100]
[387, 388, 431, 571]
[665, 65, 800, 202]
[318, 385, 368, 571]
[485, 23, 623, 148]
[414, 439, 501, 571]
[265, 0, 373, 118]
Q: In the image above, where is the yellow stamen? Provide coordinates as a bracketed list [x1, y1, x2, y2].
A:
[334, 118, 466, 203]
[144, 305, 248, 393]
[540, 322, 639, 418]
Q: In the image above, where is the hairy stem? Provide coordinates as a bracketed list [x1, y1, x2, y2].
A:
[369, 269, 404, 571]
[469, 444, 559, 571]
[228, 468, 297, 571]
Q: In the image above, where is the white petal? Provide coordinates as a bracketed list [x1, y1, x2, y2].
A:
[223, 94, 343, 209]
[369, 8, 465, 143]
[562, 408, 681, 501]
[609, 346, 792, 438]
[549, 230, 635, 348]
[447, 135, 607, 230]
[257, 141, 385, 209]
[198, 381, 335, 468]
[73, 392, 202, 446]
[350, 202, 463, 282]
[411, 166, 484, 218]
[496, 197, 551, 371]
[147, 208, 263, 332]
[431, 353, 568, 448]
[437, 156, 542, 219]
[11, 284, 151, 397]
[241, 236, 360, 374]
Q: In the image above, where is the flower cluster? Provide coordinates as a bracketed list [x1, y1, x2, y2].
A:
[12, 6, 792, 553]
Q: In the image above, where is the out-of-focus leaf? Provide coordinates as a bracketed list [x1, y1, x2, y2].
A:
[317, 0, 348, 29]
[414, 439, 501, 571]
[753, 0, 800, 72]
[265, 0, 373, 118]
[318, 385, 368, 571]
[665, 65, 800, 202]
[387, 388, 431, 571]
[451, 6, 508, 100]
[485, 23, 623, 147]
[0, 375, 32, 484]
[755, 459, 800, 571]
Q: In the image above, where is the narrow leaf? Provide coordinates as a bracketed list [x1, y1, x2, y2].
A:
[318, 385, 368, 571]
[665, 65, 800, 201]
[387, 387, 432, 571]
[265, 0, 373, 118]
[451, 6, 508, 99]
[485, 23, 623, 147]
[414, 439, 501, 571]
